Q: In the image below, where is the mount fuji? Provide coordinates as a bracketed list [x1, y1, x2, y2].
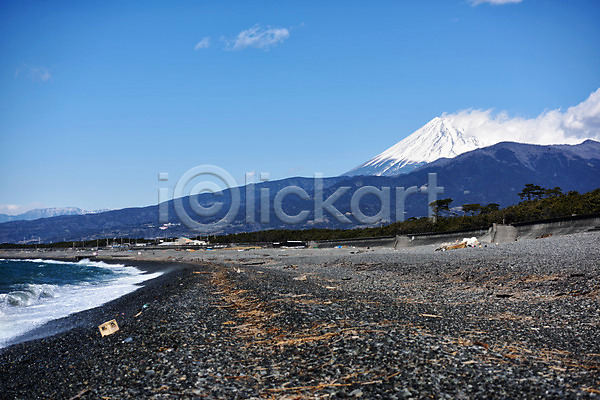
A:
[344, 117, 494, 176]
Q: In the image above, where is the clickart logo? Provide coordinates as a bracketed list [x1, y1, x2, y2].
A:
[158, 165, 443, 232]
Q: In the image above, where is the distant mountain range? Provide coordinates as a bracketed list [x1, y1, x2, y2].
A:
[1, 140, 599, 244]
[0, 207, 109, 224]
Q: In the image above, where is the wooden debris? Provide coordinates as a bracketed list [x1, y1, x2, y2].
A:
[98, 319, 119, 337]
[419, 313, 443, 318]
[581, 387, 600, 394]
[474, 340, 490, 349]
[67, 388, 90, 400]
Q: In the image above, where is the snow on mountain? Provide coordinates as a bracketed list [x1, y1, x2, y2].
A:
[345, 117, 493, 176]
[0, 207, 110, 223]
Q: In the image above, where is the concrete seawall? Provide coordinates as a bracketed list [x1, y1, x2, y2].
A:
[309, 236, 397, 249]
[513, 214, 600, 239]
[309, 214, 600, 249]
[401, 227, 491, 248]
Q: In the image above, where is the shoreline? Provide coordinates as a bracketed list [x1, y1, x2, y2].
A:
[1, 232, 599, 398]
[0, 257, 189, 349]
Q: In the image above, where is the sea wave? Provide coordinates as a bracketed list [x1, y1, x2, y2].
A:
[10, 258, 126, 269]
[0, 283, 58, 307]
[0, 258, 162, 348]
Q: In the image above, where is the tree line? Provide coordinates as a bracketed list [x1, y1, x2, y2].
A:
[209, 185, 600, 244]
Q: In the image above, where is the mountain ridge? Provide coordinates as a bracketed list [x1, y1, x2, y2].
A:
[425, 139, 600, 170]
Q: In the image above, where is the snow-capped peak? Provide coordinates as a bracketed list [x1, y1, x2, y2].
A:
[0, 207, 111, 223]
[345, 117, 492, 176]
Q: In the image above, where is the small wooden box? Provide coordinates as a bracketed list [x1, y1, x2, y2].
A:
[98, 319, 119, 336]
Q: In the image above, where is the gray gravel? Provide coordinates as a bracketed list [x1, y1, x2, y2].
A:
[0, 232, 599, 399]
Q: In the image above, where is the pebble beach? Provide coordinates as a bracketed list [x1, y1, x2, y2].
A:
[1, 232, 599, 399]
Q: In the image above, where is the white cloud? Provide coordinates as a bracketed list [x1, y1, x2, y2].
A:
[0, 202, 44, 215]
[231, 25, 290, 50]
[442, 88, 600, 145]
[468, 0, 523, 5]
[194, 37, 210, 50]
[14, 64, 51, 82]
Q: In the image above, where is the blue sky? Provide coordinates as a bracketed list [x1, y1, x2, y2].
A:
[1, 0, 599, 213]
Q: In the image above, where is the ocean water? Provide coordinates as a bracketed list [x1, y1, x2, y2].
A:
[0, 258, 161, 348]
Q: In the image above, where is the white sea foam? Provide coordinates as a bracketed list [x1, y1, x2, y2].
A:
[0, 259, 161, 348]
[12, 258, 126, 268]
[1, 283, 58, 307]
